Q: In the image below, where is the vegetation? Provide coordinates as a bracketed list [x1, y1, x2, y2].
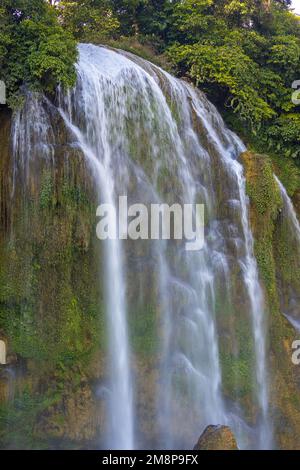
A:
[54, 1, 300, 165]
[1, 0, 300, 448]
[107, 1, 300, 165]
[242, 151, 282, 305]
[0, 1, 299, 165]
[0, 0, 77, 107]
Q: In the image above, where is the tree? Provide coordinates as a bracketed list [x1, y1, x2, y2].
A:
[165, 0, 300, 159]
[59, 1, 120, 40]
[0, 0, 77, 107]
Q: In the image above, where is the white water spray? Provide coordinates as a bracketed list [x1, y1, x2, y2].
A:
[11, 43, 275, 450]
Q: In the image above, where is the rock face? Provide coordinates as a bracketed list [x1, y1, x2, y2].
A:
[194, 425, 238, 450]
[1, 61, 300, 449]
[0, 98, 160, 448]
[241, 151, 300, 449]
[0, 103, 105, 448]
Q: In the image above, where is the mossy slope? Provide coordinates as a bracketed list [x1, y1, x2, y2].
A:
[242, 151, 300, 449]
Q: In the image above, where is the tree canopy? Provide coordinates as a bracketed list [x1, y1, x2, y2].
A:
[0, 0, 77, 107]
[163, 1, 300, 159]
[0, 0, 299, 161]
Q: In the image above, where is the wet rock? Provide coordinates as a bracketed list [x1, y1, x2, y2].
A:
[194, 425, 238, 450]
[36, 375, 99, 442]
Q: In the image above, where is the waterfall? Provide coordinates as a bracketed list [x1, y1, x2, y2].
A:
[11, 43, 274, 449]
[275, 176, 300, 242]
[232, 162, 271, 449]
[184, 88, 272, 449]
[58, 50, 136, 449]
[275, 175, 300, 333]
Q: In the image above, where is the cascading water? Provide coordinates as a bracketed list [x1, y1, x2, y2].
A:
[179, 86, 272, 449]
[11, 43, 274, 449]
[231, 161, 271, 449]
[275, 175, 300, 242]
[58, 50, 136, 450]
[275, 175, 300, 333]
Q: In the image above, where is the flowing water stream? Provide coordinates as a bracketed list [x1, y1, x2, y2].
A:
[275, 175, 300, 242]
[11, 43, 276, 449]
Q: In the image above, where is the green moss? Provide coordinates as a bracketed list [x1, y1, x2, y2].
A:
[254, 237, 278, 306]
[39, 171, 54, 210]
[273, 203, 300, 310]
[219, 309, 256, 404]
[0, 151, 107, 447]
[61, 180, 89, 207]
[242, 152, 282, 305]
[241, 150, 300, 444]
[251, 180, 300, 307]
[129, 304, 158, 357]
[275, 225, 300, 287]
[221, 354, 254, 400]
[213, 265, 256, 410]
[0, 387, 60, 449]
[0, 157, 104, 367]
[246, 158, 282, 218]
[269, 154, 300, 198]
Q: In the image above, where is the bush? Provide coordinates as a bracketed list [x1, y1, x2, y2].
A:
[0, 0, 77, 107]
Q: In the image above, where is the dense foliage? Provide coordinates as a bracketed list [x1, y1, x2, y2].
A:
[0, 0, 299, 162]
[0, 0, 77, 107]
[163, 1, 300, 160]
[59, 0, 120, 40]
[106, 0, 300, 162]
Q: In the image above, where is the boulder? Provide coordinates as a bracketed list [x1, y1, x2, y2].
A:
[194, 425, 238, 450]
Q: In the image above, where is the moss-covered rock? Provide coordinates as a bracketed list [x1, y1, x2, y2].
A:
[194, 425, 238, 450]
[241, 150, 300, 449]
[0, 105, 106, 448]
